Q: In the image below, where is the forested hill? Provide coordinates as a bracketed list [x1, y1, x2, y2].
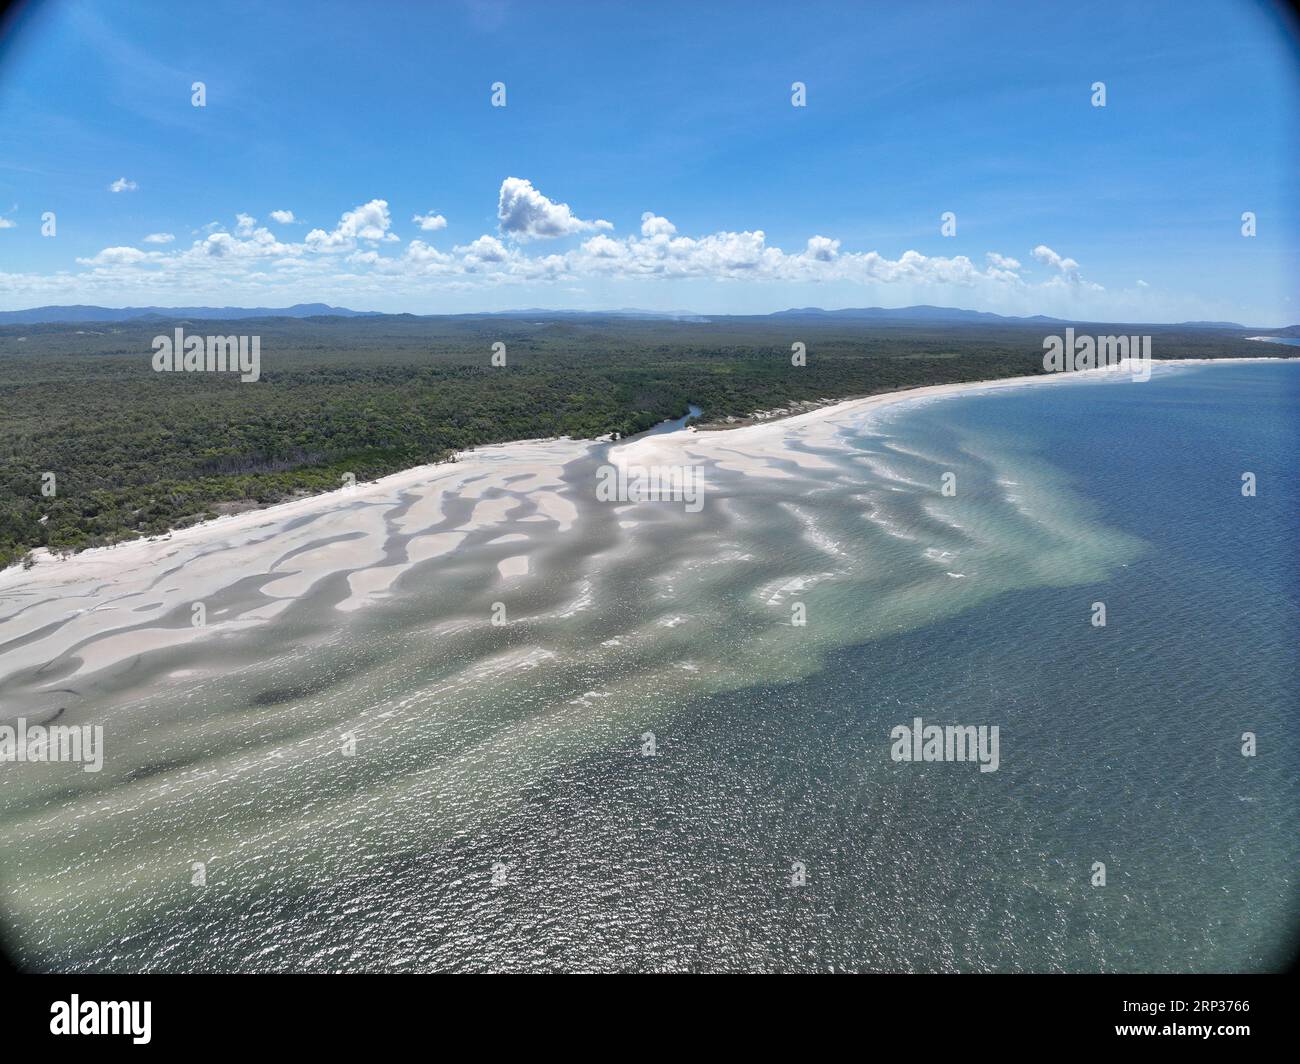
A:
[0, 315, 1278, 567]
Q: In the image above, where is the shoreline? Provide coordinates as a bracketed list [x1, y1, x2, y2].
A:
[0, 434, 590, 586]
[1, 354, 1293, 690]
[4, 355, 1296, 586]
[612, 356, 1297, 468]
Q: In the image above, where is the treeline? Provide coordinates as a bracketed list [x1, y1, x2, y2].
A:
[0, 315, 1274, 567]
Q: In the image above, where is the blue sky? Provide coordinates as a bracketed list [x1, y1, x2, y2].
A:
[0, 0, 1296, 322]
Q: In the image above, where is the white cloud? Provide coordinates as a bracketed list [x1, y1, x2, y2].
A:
[1136, 279, 1149, 288]
[497, 177, 612, 240]
[1029, 244, 1103, 292]
[640, 212, 676, 238]
[17, 184, 1127, 316]
[456, 234, 509, 263]
[404, 239, 452, 266]
[305, 199, 398, 251]
[193, 226, 296, 260]
[108, 177, 138, 193]
[563, 229, 997, 287]
[58, 215, 1079, 296]
[1032, 244, 1079, 278]
[583, 234, 623, 259]
[269, 209, 296, 224]
[413, 211, 447, 231]
[76, 246, 159, 265]
[803, 236, 840, 262]
[0, 218, 15, 229]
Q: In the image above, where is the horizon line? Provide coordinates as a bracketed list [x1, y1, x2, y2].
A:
[0, 302, 1292, 330]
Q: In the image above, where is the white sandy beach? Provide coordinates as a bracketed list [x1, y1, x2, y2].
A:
[0, 435, 586, 684]
[0, 356, 1291, 688]
[611, 356, 1295, 474]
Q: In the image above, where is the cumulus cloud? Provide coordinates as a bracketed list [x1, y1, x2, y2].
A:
[1136, 279, 1149, 288]
[0, 218, 15, 229]
[804, 236, 840, 262]
[570, 227, 780, 278]
[456, 234, 510, 263]
[305, 199, 398, 251]
[412, 211, 447, 232]
[1028, 244, 1103, 292]
[404, 239, 452, 266]
[563, 228, 997, 287]
[269, 209, 296, 224]
[1032, 244, 1080, 278]
[640, 212, 677, 238]
[497, 177, 611, 241]
[76, 246, 159, 266]
[25, 183, 1117, 315]
[108, 177, 138, 193]
[195, 230, 279, 259]
[61, 216, 1065, 293]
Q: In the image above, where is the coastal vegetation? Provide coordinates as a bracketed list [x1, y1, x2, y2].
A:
[0, 314, 1273, 567]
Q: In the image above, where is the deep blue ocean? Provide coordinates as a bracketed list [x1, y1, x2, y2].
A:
[408, 362, 1297, 972]
[4, 362, 1294, 972]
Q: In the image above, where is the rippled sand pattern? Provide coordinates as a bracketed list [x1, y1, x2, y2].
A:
[0, 363, 1292, 971]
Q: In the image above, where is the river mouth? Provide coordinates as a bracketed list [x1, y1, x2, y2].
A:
[0, 362, 1295, 972]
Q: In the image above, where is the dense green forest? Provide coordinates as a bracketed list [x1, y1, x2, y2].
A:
[0, 314, 1277, 568]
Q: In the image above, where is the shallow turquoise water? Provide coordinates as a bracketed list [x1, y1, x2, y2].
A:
[2, 363, 1295, 971]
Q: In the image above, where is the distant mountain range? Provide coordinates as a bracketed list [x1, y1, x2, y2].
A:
[475, 307, 711, 322]
[770, 304, 1065, 324]
[0, 302, 1287, 330]
[0, 303, 378, 325]
[767, 306, 1272, 329]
